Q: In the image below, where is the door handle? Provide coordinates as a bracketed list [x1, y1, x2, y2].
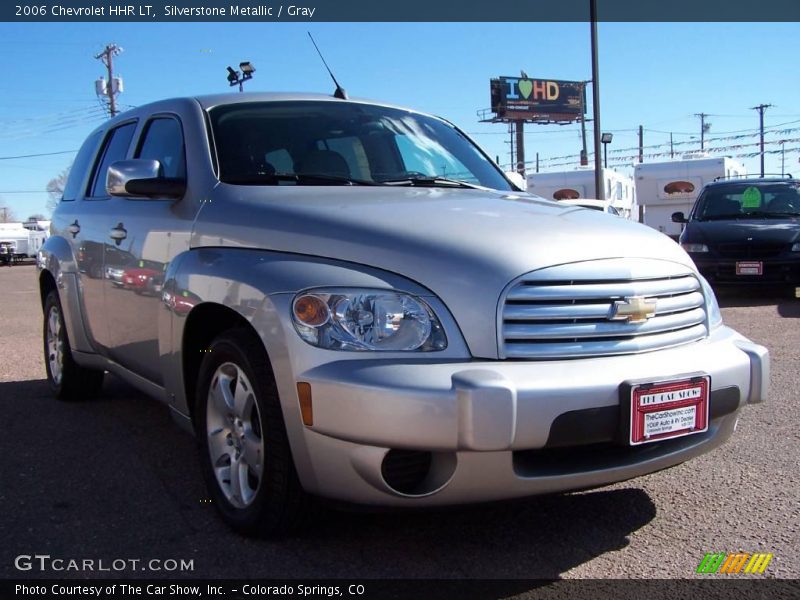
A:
[109, 223, 127, 243]
[67, 220, 80, 237]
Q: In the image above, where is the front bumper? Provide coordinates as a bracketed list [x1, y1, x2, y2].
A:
[691, 254, 800, 284]
[290, 326, 768, 506]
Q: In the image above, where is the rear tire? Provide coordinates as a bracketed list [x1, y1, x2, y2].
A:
[195, 328, 310, 537]
[43, 290, 104, 400]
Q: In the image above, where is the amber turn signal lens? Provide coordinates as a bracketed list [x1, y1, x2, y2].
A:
[293, 294, 330, 327]
[297, 382, 313, 426]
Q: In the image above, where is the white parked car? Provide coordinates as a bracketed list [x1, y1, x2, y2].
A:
[558, 198, 621, 216]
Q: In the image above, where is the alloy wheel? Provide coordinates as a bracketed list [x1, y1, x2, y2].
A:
[46, 305, 63, 386]
[205, 362, 264, 508]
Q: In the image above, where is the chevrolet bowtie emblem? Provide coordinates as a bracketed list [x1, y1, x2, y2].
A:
[608, 296, 657, 323]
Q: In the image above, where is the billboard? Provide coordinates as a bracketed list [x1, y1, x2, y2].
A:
[490, 76, 585, 121]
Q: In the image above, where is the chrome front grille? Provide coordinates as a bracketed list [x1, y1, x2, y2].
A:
[500, 261, 708, 359]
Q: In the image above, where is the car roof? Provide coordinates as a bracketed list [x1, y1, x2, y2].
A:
[97, 92, 449, 136]
[193, 92, 419, 113]
[112, 92, 434, 120]
[704, 177, 796, 188]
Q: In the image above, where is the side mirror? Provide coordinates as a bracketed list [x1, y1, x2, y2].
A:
[107, 159, 186, 198]
[505, 171, 527, 191]
[671, 211, 688, 223]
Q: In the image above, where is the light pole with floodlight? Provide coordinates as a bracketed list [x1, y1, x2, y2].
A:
[601, 132, 613, 168]
[226, 61, 256, 92]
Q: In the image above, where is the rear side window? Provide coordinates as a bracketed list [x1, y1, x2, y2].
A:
[135, 117, 186, 179]
[89, 122, 137, 198]
[62, 130, 103, 201]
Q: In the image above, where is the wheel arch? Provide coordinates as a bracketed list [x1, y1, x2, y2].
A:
[163, 246, 439, 492]
[164, 246, 430, 423]
[37, 236, 94, 354]
[181, 302, 256, 427]
[39, 269, 57, 309]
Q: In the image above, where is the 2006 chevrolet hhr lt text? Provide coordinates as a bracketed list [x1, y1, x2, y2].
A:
[38, 93, 769, 535]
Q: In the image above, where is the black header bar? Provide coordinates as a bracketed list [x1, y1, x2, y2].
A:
[4, 0, 800, 22]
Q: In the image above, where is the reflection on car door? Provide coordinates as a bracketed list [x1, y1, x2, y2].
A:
[103, 115, 192, 384]
[70, 122, 137, 351]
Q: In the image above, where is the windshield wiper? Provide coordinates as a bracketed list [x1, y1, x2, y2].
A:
[293, 173, 378, 186]
[699, 213, 751, 221]
[749, 210, 800, 218]
[224, 173, 377, 186]
[380, 176, 483, 190]
[222, 173, 297, 185]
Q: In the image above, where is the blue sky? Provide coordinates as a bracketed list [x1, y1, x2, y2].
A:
[1, 21, 799, 218]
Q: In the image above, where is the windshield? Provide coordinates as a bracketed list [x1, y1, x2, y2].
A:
[693, 182, 800, 220]
[208, 101, 512, 190]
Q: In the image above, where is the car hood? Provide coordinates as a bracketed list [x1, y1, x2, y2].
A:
[684, 219, 800, 245]
[194, 186, 694, 357]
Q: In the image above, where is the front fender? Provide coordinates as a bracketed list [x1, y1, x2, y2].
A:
[37, 235, 93, 353]
[159, 247, 441, 416]
[161, 247, 469, 492]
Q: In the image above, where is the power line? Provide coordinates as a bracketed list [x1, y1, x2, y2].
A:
[531, 135, 800, 169]
[645, 118, 800, 137]
[0, 150, 77, 161]
[0, 110, 107, 140]
[0, 105, 105, 127]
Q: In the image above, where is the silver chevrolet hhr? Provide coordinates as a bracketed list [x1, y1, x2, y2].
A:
[38, 93, 769, 536]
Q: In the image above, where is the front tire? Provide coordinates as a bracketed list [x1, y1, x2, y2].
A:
[43, 290, 104, 400]
[195, 328, 310, 536]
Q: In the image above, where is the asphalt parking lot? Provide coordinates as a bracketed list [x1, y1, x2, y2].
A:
[0, 264, 798, 584]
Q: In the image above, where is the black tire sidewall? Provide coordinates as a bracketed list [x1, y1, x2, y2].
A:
[43, 290, 104, 400]
[43, 291, 69, 397]
[195, 330, 296, 534]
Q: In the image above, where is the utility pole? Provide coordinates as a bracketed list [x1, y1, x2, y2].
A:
[95, 44, 123, 117]
[781, 141, 785, 176]
[590, 0, 604, 199]
[670, 132, 674, 159]
[508, 123, 515, 171]
[580, 81, 589, 166]
[638, 125, 643, 163]
[694, 113, 710, 151]
[751, 104, 772, 177]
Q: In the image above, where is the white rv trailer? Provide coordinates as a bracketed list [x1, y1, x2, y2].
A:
[0, 222, 49, 258]
[526, 167, 638, 220]
[634, 154, 746, 239]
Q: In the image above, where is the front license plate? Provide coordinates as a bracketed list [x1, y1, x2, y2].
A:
[736, 261, 763, 275]
[629, 376, 710, 445]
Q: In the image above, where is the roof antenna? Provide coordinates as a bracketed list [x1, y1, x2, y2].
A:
[307, 32, 348, 100]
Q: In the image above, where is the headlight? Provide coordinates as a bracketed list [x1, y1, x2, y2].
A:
[698, 275, 722, 330]
[291, 289, 447, 351]
[681, 243, 709, 253]
[791, 242, 800, 252]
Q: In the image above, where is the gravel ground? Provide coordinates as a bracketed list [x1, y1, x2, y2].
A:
[0, 264, 797, 588]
